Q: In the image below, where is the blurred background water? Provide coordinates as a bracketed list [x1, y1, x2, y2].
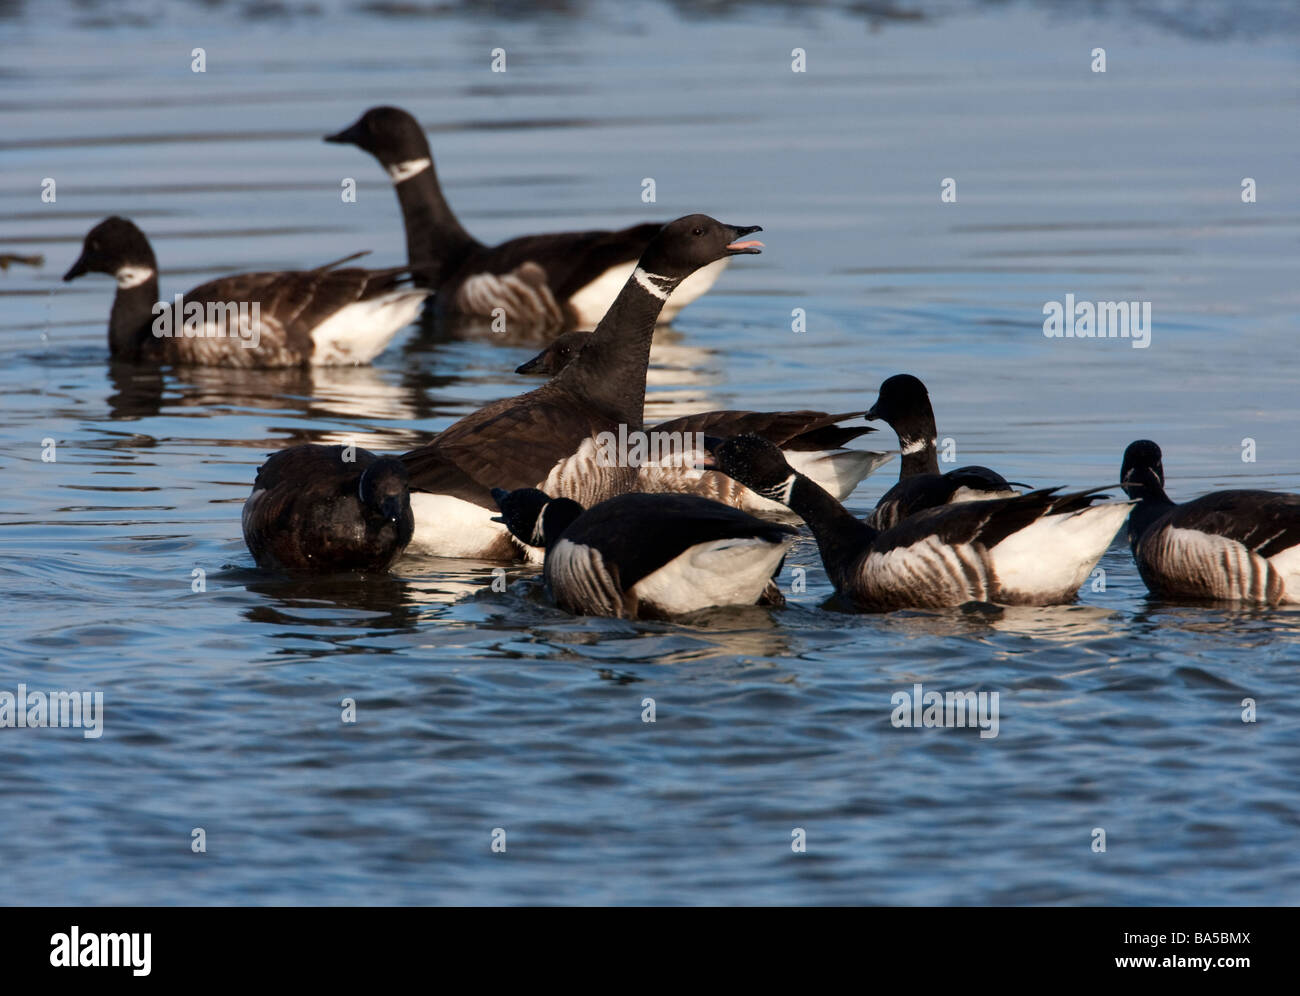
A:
[1, 0, 1298, 905]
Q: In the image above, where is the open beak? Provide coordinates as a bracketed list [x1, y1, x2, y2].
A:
[725, 225, 764, 254]
[324, 121, 364, 145]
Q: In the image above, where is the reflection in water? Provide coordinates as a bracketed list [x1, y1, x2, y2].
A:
[237, 568, 423, 637]
[103, 361, 445, 450]
[1130, 599, 1300, 641]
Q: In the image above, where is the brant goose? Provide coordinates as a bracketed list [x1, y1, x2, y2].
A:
[514, 330, 592, 376]
[399, 214, 764, 559]
[242, 444, 414, 571]
[515, 331, 892, 503]
[325, 106, 730, 335]
[865, 374, 1026, 529]
[63, 217, 428, 367]
[1120, 439, 1300, 603]
[491, 488, 795, 618]
[707, 435, 1132, 610]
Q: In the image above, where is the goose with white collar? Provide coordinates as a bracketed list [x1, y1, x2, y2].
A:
[398, 214, 765, 560]
[243, 444, 414, 571]
[491, 488, 795, 618]
[64, 217, 428, 367]
[1120, 439, 1300, 603]
[706, 435, 1132, 610]
[325, 106, 730, 336]
[864, 374, 1027, 529]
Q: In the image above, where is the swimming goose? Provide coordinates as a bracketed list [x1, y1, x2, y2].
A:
[325, 106, 729, 335]
[706, 435, 1132, 610]
[864, 373, 1027, 529]
[399, 214, 764, 560]
[1120, 439, 1300, 603]
[64, 217, 428, 367]
[514, 332, 892, 504]
[514, 330, 592, 375]
[491, 488, 795, 618]
[243, 444, 414, 571]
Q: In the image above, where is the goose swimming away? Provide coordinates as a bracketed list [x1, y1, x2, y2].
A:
[864, 373, 1027, 529]
[491, 488, 795, 618]
[398, 213, 767, 560]
[1121, 439, 1300, 604]
[325, 106, 731, 336]
[242, 444, 414, 571]
[63, 217, 428, 367]
[706, 434, 1132, 611]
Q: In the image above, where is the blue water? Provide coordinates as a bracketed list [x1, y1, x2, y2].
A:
[1, 0, 1298, 904]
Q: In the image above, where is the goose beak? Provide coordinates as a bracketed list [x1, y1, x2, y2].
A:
[63, 251, 91, 282]
[324, 122, 364, 145]
[514, 354, 543, 375]
[864, 404, 880, 421]
[725, 225, 764, 254]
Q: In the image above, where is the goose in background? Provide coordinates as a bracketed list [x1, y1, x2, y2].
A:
[243, 444, 414, 571]
[514, 331, 894, 507]
[1121, 439, 1300, 603]
[64, 217, 427, 367]
[491, 488, 795, 618]
[864, 373, 1027, 529]
[706, 434, 1131, 611]
[399, 214, 765, 560]
[325, 106, 730, 337]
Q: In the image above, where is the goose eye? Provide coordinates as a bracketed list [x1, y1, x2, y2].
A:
[692, 227, 703, 236]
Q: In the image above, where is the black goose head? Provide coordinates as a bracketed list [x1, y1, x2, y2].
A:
[1120, 439, 1167, 500]
[490, 488, 583, 548]
[63, 217, 157, 284]
[358, 457, 412, 524]
[325, 106, 431, 168]
[864, 373, 937, 445]
[703, 434, 797, 501]
[636, 214, 763, 281]
[515, 330, 591, 376]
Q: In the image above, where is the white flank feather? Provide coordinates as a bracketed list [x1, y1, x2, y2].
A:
[309, 288, 427, 365]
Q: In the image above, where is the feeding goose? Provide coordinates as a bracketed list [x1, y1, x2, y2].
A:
[242, 444, 414, 571]
[1120, 439, 1300, 604]
[706, 434, 1132, 611]
[63, 217, 427, 367]
[491, 488, 795, 618]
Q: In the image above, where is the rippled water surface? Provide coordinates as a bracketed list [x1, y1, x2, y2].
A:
[2, 0, 1299, 905]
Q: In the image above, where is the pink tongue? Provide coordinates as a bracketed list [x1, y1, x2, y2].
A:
[725, 239, 764, 250]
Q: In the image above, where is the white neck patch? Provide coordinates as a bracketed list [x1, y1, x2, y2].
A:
[768, 472, 797, 506]
[901, 438, 934, 456]
[115, 266, 154, 289]
[531, 503, 549, 547]
[387, 158, 432, 184]
[633, 267, 677, 301]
